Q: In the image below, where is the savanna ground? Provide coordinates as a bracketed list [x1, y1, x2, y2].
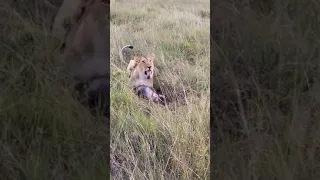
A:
[0, 0, 109, 179]
[110, 0, 210, 179]
[212, 0, 320, 179]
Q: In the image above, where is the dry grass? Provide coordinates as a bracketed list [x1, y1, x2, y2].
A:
[2, 0, 318, 179]
[212, 0, 320, 179]
[0, 0, 109, 179]
[110, 0, 210, 179]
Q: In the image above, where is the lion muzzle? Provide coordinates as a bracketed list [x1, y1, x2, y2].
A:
[145, 69, 153, 79]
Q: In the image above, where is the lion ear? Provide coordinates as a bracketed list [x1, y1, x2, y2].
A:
[150, 53, 156, 60]
[133, 56, 140, 61]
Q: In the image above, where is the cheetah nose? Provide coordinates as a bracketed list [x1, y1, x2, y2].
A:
[148, 66, 152, 69]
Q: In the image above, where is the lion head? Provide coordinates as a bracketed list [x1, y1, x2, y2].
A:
[52, 0, 110, 116]
[133, 54, 155, 80]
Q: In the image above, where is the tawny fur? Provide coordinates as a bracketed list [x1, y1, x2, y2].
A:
[51, 0, 97, 39]
[127, 54, 155, 88]
[122, 45, 165, 105]
[52, 0, 110, 114]
[55, 0, 110, 84]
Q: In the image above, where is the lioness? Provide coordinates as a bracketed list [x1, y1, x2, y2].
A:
[52, 0, 110, 116]
[121, 45, 165, 105]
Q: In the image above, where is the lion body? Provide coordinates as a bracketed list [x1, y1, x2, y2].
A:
[122, 45, 165, 105]
[52, 0, 110, 115]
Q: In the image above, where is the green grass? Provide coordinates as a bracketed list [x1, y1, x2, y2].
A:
[212, 0, 320, 179]
[110, 0, 210, 179]
[0, 1, 109, 179]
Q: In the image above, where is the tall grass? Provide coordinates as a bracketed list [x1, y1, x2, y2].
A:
[110, 0, 210, 179]
[0, 1, 109, 179]
[212, 0, 320, 179]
